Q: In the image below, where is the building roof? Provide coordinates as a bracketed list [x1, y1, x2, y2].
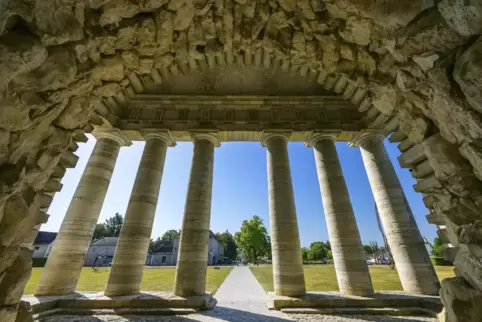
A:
[34, 231, 57, 245]
[91, 237, 118, 246]
[151, 240, 174, 254]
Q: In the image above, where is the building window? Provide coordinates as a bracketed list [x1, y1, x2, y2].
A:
[161, 256, 166, 264]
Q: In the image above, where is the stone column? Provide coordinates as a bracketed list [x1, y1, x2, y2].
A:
[105, 132, 174, 296]
[352, 132, 440, 295]
[35, 129, 131, 296]
[262, 132, 306, 297]
[308, 133, 374, 296]
[173, 132, 219, 297]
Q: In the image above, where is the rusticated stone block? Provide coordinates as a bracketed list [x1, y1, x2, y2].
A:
[440, 277, 482, 322]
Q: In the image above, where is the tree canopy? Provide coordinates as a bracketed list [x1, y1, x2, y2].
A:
[432, 237, 444, 257]
[216, 230, 238, 260]
[92, 213, 124, 240]
[234, 216, 271, 262]
[161, 229, 181, 241]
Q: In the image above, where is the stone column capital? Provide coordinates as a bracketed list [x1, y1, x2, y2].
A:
[92, 128, 132, 146]
[261, 131, 292, 147]
[305, 132, 340, 147]
[190, 131, 220, 147]
[348, 130, 385, 148]
[141, 130, 176, 147]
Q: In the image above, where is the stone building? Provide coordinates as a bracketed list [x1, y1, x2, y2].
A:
[31, 232, 57, 259]
[0, 1, 481, 321]
[83, 237, 118, 267]
[148, 231, 224, 266]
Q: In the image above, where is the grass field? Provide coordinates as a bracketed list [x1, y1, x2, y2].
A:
[24, 266, 233, 295]
[250, 265, 455, 292]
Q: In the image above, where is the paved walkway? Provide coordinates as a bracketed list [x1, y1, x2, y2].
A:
[45, 267, 436, 322]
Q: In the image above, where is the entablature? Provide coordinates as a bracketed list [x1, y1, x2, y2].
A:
[117, 95, 364, 136]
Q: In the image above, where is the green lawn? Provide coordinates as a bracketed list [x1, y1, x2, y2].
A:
[250, 265, 455, 292]
[24, 266, 233, 295]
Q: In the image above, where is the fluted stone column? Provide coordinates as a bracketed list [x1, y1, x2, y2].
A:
[105, 132, 174, 296]
[352, 132, 440, 295]
[308, 133, 374, 296]
[36, 129, 131, 296]
[262, 132, 306, 297]
[173, 132, 219, 297]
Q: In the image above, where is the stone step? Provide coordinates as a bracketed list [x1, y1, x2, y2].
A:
[269, 292, 442, 313]
[35, 308, 197, 320]
[281, 307, 437, 317]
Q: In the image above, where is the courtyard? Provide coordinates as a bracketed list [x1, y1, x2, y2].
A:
[24, 265, 454, 295]
[23, 267, 233, 295]
[250, 265, 455, 292]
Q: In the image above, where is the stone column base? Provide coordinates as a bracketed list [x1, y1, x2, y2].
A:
[268, 291, 442, 317]
[21, 291, 216, 320]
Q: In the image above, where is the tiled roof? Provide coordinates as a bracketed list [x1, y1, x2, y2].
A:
[34, 231, 57, 245]
[91, 237, 118, 246]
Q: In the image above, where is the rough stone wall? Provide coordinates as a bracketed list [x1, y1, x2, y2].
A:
[0, 1, 481, 321]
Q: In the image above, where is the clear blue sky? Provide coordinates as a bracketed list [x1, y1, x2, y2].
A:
[43, 134, 437, 247]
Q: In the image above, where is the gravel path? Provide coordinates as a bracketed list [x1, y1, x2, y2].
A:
[43, 267, 437, 322]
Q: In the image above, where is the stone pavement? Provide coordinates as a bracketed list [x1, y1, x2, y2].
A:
[44, 266, 436, 322]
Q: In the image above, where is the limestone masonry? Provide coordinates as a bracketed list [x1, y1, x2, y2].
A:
[0, 1, 481, 322]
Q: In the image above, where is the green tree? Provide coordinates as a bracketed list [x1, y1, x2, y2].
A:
[308, 241, 328, 261]
[92, 223, 109, 241]
[433, 237, 444, 257]
[148, 237, 162, 252]
[234, 216, 270, 263]
[301, 247, 310, 262]
[161, 229, 181, 241]
[105, 212, 124, 237]
[216, 230, 238, 260]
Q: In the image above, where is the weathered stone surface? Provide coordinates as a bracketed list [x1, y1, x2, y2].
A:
[339, 17, 372, 46]
[438, 0, 482, 36]
[0, 0, 35, 36]
[0, 0, 480, 320]
[91, 55, 125, 82]
[0, 33, 47, 91]
[34, 0, 85, 45]
[460, 139, 482, 181]
[11, 47, 77, 92]
[440, 277, 482, 322]
[454, 36, 482, 114]
[100, 0, 168, 26]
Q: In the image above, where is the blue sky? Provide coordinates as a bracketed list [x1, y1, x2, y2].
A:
[43, 135, 437, 247]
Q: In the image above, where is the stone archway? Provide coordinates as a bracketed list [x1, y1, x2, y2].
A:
[0, 1, 481, 321]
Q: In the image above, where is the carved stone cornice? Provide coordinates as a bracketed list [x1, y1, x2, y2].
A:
[190, 131, 220, 147]
[348, 130, 385, 148]
[261, 130, 292, 147]
[92, 127, 131, 146]
[305, 131, 341, 147]
[141, 130, 176, 147]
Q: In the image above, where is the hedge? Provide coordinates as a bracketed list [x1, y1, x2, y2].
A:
[430, 256, 453, 266]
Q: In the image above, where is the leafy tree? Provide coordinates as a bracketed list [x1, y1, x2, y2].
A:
[327, 250, 333, 260]
[105, 212, 124, 237]
[161, 229, 181, 241]
[216, 230, 238, 260]
[234, 216, 271, 263]
[433, 237, 444, 257]
[308, 241, 328, 261]
[92, 224, 109, 241]
[149, 237, 162, 252]
[92, 213, 124, 240]
[301, 247, 310, 262]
